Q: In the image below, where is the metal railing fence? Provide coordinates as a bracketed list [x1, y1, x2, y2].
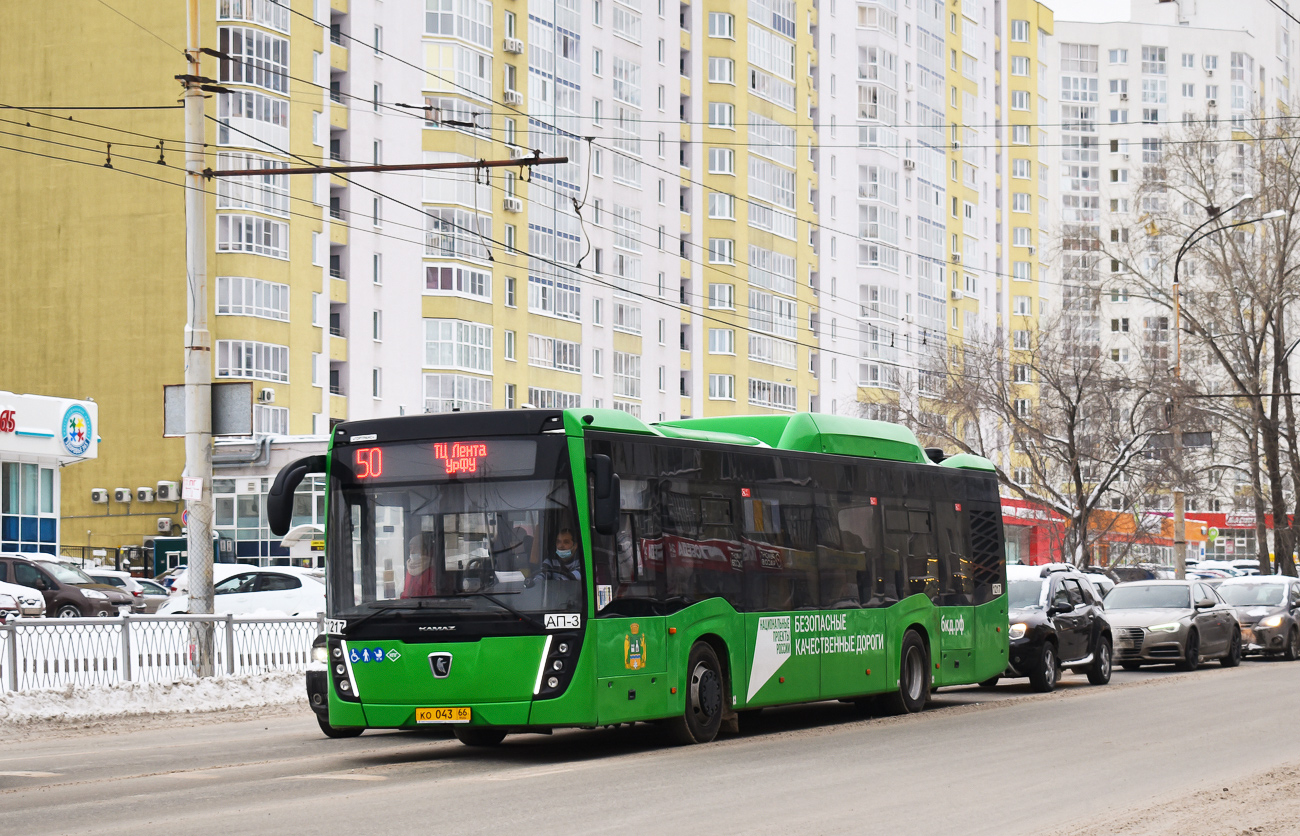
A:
[0, 614, 323, 694]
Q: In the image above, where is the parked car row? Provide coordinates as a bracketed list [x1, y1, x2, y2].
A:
[987, 564, 1300, 693]
[0, 553, 326, 620]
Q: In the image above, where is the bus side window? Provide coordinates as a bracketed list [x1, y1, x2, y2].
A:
[934, 500, 973, 606]
[881, 506, 910, 605]
[906, 507, 939, 601]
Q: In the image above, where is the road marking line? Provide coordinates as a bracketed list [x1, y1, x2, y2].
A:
[0, 771, 61, 778]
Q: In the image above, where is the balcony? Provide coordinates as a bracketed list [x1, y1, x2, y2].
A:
[330, 42, 349, 73]
[330, 334, 348, 362]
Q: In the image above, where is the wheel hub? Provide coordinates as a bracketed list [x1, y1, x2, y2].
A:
[692, 664, 721, 719]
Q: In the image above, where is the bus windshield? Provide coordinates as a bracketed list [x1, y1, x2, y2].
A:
[327, 437, 584, 619]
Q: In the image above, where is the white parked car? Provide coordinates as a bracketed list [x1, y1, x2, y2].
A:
[158, 567, 325, 616]
[0, 578, 46, 621]
[164, 563, 246, 597]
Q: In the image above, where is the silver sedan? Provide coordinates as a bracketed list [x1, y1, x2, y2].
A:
[1106, 580, 1242, 671]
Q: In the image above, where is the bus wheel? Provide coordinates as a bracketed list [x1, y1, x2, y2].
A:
[454, 727, 507, 747]
[316, 716, 364, 738]
[881, 630, 930, 715]
[668, 642, 725, 744]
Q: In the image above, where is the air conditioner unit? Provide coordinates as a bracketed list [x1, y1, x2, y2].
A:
[507, 144, 527, 159]
[1123, 154, 1130, 161]
[1207, 98, 1217, 108]
[503, 196, 523, 212]
[1206, 69, 1214, 77]
[952, 141, 961, 150]
[951, 253, 962, 264]
[156, 481, 180, 502]
[136, 487, 156, 503]
[504, 37, 524, 54]
[114, 488, 132, 503]
[901, 313, 915, 324]
[91, 488, 109, 504]
[1028, 245, 1036, 255]
[142, 537, 156, 551]
[903, 158, 916, 170]
[1119, 92, 1128, 101]
[157, 518, 174, 535]
[258, 387, 276, 404]
[504, 89, 524, 105]
[951, 289, 964, 300]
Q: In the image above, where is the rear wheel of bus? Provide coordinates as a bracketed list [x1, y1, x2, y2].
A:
[667, 642, 725, 744]
[881, 630, 929, 715]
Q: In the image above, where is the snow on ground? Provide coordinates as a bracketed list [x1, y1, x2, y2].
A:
[0, 670, 307, 726]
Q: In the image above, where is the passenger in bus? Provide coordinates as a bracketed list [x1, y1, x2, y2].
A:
[402, 534, 435, 598]
[537, 528, 582, 581]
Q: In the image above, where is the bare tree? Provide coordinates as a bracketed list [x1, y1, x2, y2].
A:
[881, 311, 1170, 567]
[1102, 116, 1300, 575]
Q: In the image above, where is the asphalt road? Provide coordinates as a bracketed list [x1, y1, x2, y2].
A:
[3, 661, 1298, 836]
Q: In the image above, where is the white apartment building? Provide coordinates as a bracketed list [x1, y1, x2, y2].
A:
[1048, 0, 1294, 510]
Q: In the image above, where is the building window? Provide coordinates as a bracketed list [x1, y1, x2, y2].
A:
[528, 387, 581, 409]
[424, 319, 493, 372]
[592, 347, 603, 376]
[216, 340, 289, 382]
[708, 328, 735, 354]
[708, 57, 735, 84]
[1011, 90, 1029, 110]
[1013, 296, 1031, 316]
[424, 373, 492, 413]
[613, 352, 642, 399]
[504, 329, 516, 361]
[708, 373, 735, 400]
[707, 102, 735, 128]
[372, 368, 382, 398]
[708, 238, 735, 263]
[528, 334, 582, 372]
[708, 192, 735, 219]
[372, 310, 382, 341]
[1109, 48, 1128, 64]
[707, 12, 735, 38]
[708, 283, 735, 309]
[1010, 19, 1028, 41]
[216, 214, 288, 259]
[215, 276, 290, 321]
[708, 147, 735, 174]
[748, 378, 796, 411]
[505, 275, 517, 307]
[1013, 329, 1030, 350]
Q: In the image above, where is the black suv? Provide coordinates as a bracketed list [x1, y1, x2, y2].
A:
[988, 564, 1113, 692]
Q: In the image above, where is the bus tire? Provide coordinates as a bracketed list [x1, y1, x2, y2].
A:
[667, 642, 725, 744]
[317, 716, 364, 738]
[880, 630, 929, 715]
[454, 727, 507, 747]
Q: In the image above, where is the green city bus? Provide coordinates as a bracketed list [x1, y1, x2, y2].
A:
[269, 408, 1009, 745]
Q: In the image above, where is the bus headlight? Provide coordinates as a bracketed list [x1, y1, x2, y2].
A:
[1008, 623, 1027, 640]
[313, 645, 330, 664]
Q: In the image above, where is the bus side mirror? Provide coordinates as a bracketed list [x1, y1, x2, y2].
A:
[592, 454, 621, 536]
[268, 454, 327, 537]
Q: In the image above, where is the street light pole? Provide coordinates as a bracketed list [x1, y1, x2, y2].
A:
[1169, 199, 1285, 579]
[181, 0, 215, 675]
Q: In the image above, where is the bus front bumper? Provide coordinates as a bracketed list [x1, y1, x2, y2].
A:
[335, 699, 537, 730]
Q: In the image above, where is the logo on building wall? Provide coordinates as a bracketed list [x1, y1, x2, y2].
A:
[0, 410, 14, 433]
[61, 404, 92, 456]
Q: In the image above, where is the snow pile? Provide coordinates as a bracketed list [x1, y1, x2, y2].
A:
[0, 670, 306, 725]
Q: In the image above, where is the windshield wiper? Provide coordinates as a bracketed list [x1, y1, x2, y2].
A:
[455, 591, 550, 631]
[343, 600, 453, 634]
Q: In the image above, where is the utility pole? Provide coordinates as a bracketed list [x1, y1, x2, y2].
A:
[180, 0, 215, 675]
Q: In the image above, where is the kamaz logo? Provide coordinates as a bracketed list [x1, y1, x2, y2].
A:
[941, 616, 966, 635]
[418, 625, 457, 632]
